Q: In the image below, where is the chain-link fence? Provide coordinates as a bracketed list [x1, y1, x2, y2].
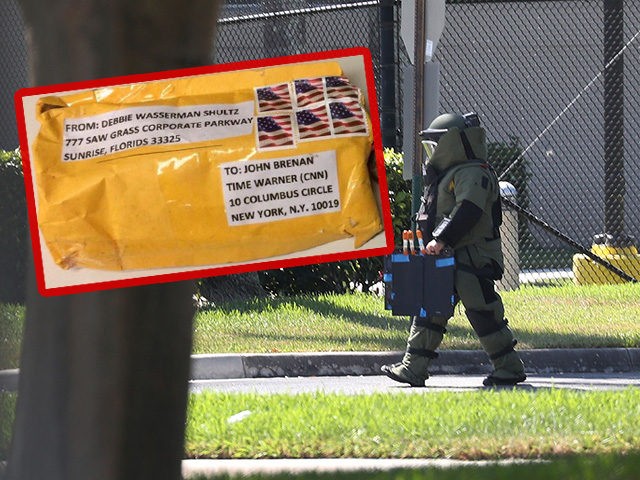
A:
[216, 0, 640, 288]
[214, 0, 390, 138]
[0, 1, 28, 150]
[433, 0, 640, 286]
[2, 0, 639, 290]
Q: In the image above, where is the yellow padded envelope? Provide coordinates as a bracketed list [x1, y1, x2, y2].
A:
[32, 61, 383, 271]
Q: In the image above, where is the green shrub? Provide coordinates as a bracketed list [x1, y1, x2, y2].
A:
[0, 149, 27, 304]
[0, 303, 25, 370]
[0, 393, 17, 462]
[259, 149, 410, 296]
[384, 148, 412, 244]
[259, 262, 361, 296]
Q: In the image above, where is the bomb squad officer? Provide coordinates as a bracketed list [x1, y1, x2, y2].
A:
[381, 113, 527, 387]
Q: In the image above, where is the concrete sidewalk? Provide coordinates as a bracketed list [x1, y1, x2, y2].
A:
[3, 348, 640, 391]
[181, 457, 545, 478]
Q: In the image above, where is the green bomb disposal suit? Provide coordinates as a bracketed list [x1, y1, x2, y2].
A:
[382, 114, 526, 387]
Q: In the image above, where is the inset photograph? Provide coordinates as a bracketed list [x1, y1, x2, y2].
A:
[14, 48, 391, 296]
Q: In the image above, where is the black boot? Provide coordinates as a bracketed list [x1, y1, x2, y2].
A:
[381, 317, 447, 387]
[478, 325, 526, 386]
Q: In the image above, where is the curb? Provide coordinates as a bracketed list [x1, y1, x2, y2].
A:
[190, 348, 640, 380]
[181, 458, 546, 478]
[3, 348, 640, 391]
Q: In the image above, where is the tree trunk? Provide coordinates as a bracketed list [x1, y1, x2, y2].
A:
[7, 2, 221, 480]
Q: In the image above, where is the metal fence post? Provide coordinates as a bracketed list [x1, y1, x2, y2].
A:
[602, 0, 626, 244]
[379, 0, 397, 148]
[410, 1, 427, 222]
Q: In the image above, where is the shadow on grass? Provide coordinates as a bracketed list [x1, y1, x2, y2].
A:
[204, 295, 638, 351]
[226, 330, 405, 351]
[515, 328, 639, 350]
[206, 294, 406, 330]
[385, 383, 551, 392]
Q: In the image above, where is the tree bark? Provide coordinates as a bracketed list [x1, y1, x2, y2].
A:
[8, 2, 221, 480]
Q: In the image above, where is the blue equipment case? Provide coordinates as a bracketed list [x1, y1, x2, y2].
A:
[383, 252, 456, 318]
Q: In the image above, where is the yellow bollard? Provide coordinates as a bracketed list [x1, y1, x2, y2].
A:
[573, 242, 640, 285]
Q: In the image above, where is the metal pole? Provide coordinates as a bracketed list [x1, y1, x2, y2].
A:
[379, 0, 397, 148]
[603, 0, 625, 243]
[411, 0, 426, 228]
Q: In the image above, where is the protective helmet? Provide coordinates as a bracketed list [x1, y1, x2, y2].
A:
[419, 112, 480, 165]
[420, 112, 480, 142]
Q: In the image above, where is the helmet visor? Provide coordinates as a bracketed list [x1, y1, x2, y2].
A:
[421, 140, 438, 162]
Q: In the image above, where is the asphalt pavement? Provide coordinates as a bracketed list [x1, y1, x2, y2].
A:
[189, 371, 640, 394]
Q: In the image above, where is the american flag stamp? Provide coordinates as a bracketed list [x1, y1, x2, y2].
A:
[255, 83, 293, 113]
[255, 76, 368, 150]
[329, 100, 368, 136]
[325, 76, 360, 102]
[294, 78, 326, 108]
[296, 104, 332, 141]
[256, 114, 295, 149]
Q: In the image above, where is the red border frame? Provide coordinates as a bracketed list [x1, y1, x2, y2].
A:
[14, 47, 394, 296]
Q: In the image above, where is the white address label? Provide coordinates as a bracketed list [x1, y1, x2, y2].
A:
[62, 101, 254, 161]
[221, 150, 341, 226]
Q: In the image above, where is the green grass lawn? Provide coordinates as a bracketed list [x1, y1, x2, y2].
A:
[4, 387, 640, 468]
[185, 389, 640, 460]
[2, 283, 640, 370]
[2, 283, 640, 469]
[0, 393, 16, 461]
[193, 283, 640, 354]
